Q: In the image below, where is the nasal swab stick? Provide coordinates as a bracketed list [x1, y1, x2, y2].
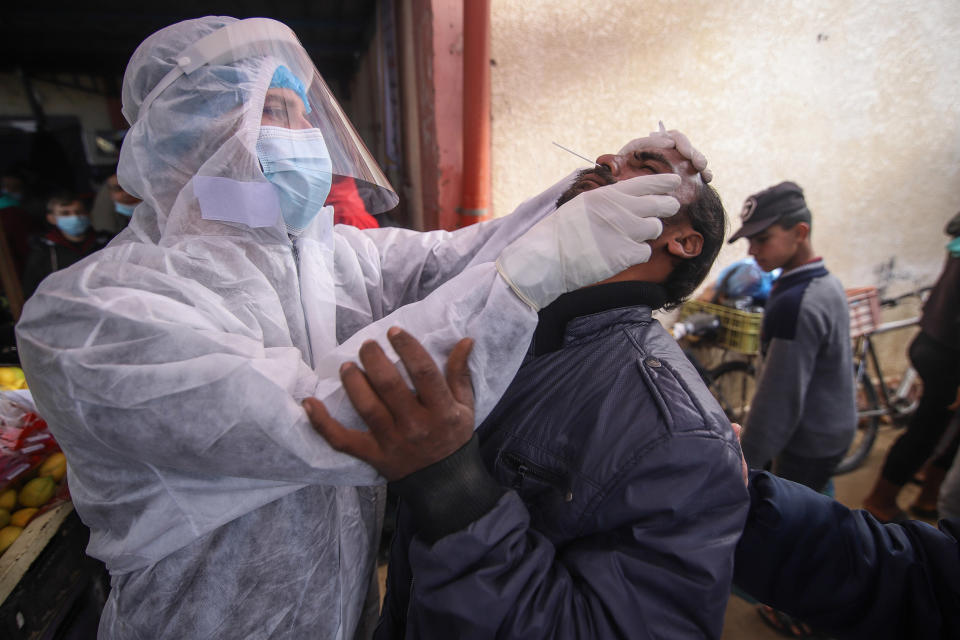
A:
[551, 142, 601, 167]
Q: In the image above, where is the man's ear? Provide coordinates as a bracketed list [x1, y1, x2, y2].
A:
[665, 228, 704, 259]
[792, 221, 810, 242]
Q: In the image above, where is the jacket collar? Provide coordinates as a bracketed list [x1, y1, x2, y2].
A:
[771, 258, 827, 294]
[533, 281, 666, 355]
[44, 228, 97, 252]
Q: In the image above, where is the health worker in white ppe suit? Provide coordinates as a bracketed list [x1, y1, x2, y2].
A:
[15, 16, 710, 640]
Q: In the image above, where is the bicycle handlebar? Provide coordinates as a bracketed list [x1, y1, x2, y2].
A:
[871, 316, 921, 335]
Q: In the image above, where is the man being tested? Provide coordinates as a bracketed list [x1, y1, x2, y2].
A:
[307, 127, 750, 639]
[15, 17, 685, 639]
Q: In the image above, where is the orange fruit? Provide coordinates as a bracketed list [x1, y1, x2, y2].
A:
[10, 508, 38, 528]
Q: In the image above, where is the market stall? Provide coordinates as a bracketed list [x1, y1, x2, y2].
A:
[0, 373, 107, 638]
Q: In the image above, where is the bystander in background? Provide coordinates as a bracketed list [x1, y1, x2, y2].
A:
[731, 182, 855, 491]
[1, 170, 41, 280]
[90, 171, 141, 235]
[863, 212, 960, 523]
[21, 192, 108, 299]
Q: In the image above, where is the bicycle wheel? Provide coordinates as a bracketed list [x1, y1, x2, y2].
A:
[708, 360, 755, 424]
[834, 364, 881, 475]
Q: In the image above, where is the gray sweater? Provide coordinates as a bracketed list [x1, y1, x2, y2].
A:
[741, 260, 856, 466]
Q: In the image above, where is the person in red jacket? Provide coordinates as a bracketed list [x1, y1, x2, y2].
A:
[326, 175, 379, 229]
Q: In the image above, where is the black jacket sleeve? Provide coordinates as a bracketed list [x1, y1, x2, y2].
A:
[734, 471, 960, 640]
[20, 241, 53, 299]
[389, 434, 505, 543]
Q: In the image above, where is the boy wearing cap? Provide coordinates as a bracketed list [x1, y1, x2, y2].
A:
[729, 181, 856, 493]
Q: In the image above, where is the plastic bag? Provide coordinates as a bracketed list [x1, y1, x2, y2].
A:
[0, 391, 67, 534]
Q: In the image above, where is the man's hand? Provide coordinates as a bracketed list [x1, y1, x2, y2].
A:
[618, 122, 713, 183]
[304, 327, 475, 481]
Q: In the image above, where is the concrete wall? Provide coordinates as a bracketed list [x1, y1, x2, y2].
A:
[490, 0, 960, 299]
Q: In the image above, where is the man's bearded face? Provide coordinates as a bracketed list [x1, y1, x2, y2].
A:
[555, 145, 702, 209]
[556, 165, 616, 207]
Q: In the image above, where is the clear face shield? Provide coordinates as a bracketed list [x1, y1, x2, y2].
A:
[132, 18, 399, 219]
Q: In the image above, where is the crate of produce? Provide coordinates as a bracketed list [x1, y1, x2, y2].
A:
[846, 287, 881, 338]
[678, 299, 763, 355]
[1, 392, 68, 559]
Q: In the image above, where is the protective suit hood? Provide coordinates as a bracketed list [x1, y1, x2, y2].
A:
[118, 16, 396, 246]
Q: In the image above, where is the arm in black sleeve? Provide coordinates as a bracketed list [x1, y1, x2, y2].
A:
[389, 434, 506, 543]
[20, 243, 51, 299]
[734, 471, 960, 640]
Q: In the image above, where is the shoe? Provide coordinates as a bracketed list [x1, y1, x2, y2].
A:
[756, 605, 826, 638]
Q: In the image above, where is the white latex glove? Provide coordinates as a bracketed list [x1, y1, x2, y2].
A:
[619, 122, 713, 183]
[495, 173, 681, 311]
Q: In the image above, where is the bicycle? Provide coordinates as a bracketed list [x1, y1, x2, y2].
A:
[673, 310, 756, 424]
[834, 287, 929, 475]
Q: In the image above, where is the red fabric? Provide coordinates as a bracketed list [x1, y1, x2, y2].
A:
[43, 228, 100, 254]
[326, 176, 379, 229]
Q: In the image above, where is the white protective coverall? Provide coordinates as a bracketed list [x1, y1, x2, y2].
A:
[15, 17, 572, 640]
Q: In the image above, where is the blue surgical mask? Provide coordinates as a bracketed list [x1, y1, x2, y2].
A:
[948, 236, 960, 258]
[256, 126, 333, 234]
[56, 215, 91, 237]
[114, 201, 136, 217]
[0, 190, 22, 207]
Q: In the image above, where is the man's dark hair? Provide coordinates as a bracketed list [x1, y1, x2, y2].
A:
[662, 182, 726, 309]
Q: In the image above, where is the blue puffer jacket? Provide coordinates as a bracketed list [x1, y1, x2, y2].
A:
[735, 471, 960, 639]
[376, 283, 750, 639]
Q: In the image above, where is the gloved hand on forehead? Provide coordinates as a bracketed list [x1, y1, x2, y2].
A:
[618, 121, 713, 183]
[496, 173, 681, 311]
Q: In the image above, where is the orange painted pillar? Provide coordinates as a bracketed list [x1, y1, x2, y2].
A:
[409, 0, 463, 231]
[458, 0, 491, 227]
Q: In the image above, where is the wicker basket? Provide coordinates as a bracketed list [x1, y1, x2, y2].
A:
[678, 300, 763, 355]
[846, 287, 881, 338]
